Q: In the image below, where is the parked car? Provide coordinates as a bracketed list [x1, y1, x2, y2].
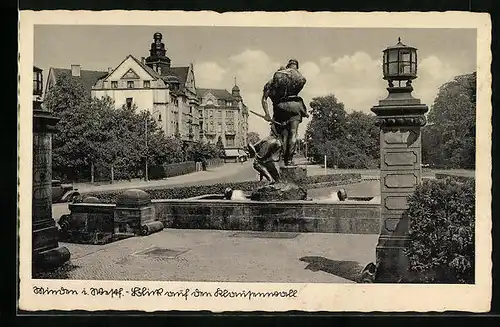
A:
[51, 179, 80, 203]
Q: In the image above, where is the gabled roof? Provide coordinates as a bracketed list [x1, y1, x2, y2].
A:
[51, 68, 108, 95]
[197, 88, 236, 101]
[169, 66, 189, 85]
[128, 55, 163, 80]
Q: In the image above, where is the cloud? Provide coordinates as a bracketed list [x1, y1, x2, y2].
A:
[194, 50, 466, 139]
[193, 61, 227, 88]
[413, 55, 460, 106]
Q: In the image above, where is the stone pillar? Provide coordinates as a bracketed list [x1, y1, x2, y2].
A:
[32, 109, 70, 272]
[371, 87, 428, 282]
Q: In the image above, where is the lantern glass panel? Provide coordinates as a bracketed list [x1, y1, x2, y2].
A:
[388, 62, 398, 75]
[400, 51, 410, 62]
[383, 63, 388, 75]
[411, 62, 417, 74]
[388, 49, 398, 62]
[400, 62, 411, 74]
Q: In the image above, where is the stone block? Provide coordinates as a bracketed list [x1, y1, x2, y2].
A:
[250, 182, 307, 201]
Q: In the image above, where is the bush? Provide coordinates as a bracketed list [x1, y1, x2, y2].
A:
[404, 178, 475, 283]
[162, 161, 197, 178]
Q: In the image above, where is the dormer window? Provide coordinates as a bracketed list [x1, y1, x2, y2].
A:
[143, 80, 151, 88]
[227, 101, 232, 107]
[111, 81, 118, 88]
[127, 81, 134, 88]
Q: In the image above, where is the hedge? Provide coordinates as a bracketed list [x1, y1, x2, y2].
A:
[83, 173, 361, 203]
[435, 173, 475, 184]
[404, 177, 475, 283]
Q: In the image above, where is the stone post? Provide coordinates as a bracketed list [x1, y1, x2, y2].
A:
[32, 108, 70, 272]
[371, 87, 428, 282]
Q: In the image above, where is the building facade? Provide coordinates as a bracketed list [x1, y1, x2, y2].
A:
[197, 84, 249, 149]
[91, 33, 200, 142]
[46, 32, 249, 147]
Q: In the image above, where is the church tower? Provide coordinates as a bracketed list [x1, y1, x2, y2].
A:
[145, 32, 171, 75]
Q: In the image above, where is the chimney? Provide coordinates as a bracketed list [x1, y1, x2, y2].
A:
[71, 64, 81, 77]
[108, 67, 113, 74]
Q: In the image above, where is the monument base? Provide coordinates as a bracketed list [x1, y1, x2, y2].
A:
[251, 166, 308, 201]
[250, 182, 307, 201]
[374, 236, 410, 283]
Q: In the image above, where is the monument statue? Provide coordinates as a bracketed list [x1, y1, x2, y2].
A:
[247, 122, 282, 183]
[260, 59, 309, 166]
[246, 60, 309, 201]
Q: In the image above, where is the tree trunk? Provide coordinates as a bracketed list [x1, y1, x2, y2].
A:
[91, 161, 94, 184]
[111, 165, 114, 184]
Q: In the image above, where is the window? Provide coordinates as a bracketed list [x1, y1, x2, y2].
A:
[208, 110, 214, 118]
[111, 81, 118, 89]
[207, 99, 213, 105]
[143, 80, 151, 88]
[226, 110, 234, 119]
[226, 136, 235, 147]
[199, 110, 203, 118]
[126, 98, 133, 110]
[174, 98, 179, 107]
[127, 81, 134, 88]
[33, 70, 43, 95]
[227, 101, 232, 107]
[216, 110, 222, 118]
[217, 121, 222, 132]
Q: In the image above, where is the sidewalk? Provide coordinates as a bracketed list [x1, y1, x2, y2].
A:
[75, 162, 252, 193]
[38, 229, 378, 283]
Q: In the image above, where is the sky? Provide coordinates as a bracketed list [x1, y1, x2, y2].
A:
[34, 25, 476, 138]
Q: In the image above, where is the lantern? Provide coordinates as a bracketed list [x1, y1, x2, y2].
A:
[382, 37, 418, 88]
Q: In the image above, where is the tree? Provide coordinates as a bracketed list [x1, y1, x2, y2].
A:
[216, 135, 225, 157]
[423, 72, 476, 169]
[247, 131, 261, 145]
[304, 94, 379, 168]
[44, 74, 95, 181]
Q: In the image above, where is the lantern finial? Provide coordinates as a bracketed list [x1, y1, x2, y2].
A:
[398, 37, 401, 43]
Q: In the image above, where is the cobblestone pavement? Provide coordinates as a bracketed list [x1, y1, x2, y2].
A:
[41, 229, 378, 283]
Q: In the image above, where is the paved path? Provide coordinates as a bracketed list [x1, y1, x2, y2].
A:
[38, 229, 378, 283]
[75, 162, 254, 194]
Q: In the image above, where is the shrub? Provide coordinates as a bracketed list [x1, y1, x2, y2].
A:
[162, 161, 197, 178]
[404, 177, 475, 283]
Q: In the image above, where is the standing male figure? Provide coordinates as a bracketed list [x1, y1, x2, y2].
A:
[261, 59, 309, 166]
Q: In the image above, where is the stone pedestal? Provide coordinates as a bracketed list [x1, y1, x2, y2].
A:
[371, 87, 428, 282]
[251, 166, 307, 201]
[114, 189, 157, 235]
[32, 109, 70, 271]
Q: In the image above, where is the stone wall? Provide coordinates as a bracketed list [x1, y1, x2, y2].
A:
[153, 199, 380, 234]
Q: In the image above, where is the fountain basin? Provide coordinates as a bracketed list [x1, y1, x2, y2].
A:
[153, 196, 381, 234]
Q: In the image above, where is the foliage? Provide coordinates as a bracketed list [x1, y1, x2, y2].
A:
[404, 178, 475, 283]
[216, 136, 225, 156]
[184, 142, 220, 162]
[422, 72, 476, 169]
[305, 94, 379, 168]
[247, 131, 261, 145]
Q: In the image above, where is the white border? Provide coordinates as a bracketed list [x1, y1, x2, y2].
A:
[18, 10, 492, 312]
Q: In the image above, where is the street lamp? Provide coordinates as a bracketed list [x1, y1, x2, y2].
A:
[382, 37, 418, 88]
[145, 109, 162, 182]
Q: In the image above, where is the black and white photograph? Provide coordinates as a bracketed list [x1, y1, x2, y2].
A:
[19, 11, 492, 312]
